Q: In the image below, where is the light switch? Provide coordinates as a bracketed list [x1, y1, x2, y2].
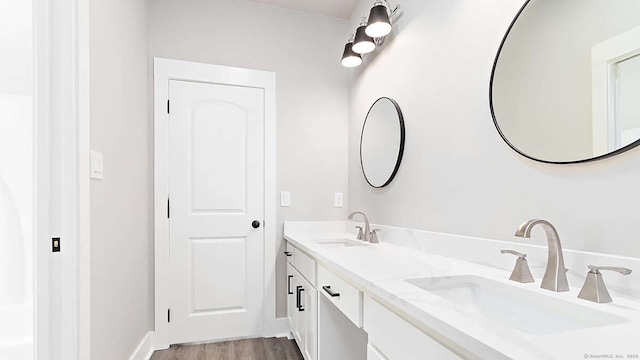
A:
[280, 191, 291, 207]
[90, 150, 104, 180]
[334, 192, 344, 208]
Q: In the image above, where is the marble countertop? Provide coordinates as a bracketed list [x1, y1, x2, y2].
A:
[284, 225, 640, 360]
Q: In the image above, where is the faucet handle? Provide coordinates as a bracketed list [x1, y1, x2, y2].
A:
[500, 249, 527, 259]
[500, 249, 534, 283]
[354, 226, 363, 240]
[578, 265, 632, 303]
[587, 265, 632, 275]
[370, 229, 380, 244]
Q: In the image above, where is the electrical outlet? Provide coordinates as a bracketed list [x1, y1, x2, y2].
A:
[280, 191, 291, 207]
[334, 192, 344, 208]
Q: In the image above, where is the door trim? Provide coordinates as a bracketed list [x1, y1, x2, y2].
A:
[153, 57, 277, 349]
[35, 0, 92, 358]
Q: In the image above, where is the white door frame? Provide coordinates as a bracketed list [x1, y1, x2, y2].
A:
[34, 0, 91, 358]
[153, 57, 277, 349]
[591, 25, 640, 155]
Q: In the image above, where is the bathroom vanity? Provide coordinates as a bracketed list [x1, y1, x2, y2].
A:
[284, 221, 640, 360]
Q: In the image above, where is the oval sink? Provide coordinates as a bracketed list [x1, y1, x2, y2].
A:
[406, 275, 627, 335]
[312, 238, 369, 247]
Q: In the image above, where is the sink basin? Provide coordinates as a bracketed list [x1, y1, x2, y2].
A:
[406, 275, 627, 335]
[311, 238, 368, 247]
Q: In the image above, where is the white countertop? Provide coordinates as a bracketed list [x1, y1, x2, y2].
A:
[284, 224, 640, 360]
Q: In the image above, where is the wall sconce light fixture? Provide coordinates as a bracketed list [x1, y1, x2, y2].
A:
[341, 0, 401, 67]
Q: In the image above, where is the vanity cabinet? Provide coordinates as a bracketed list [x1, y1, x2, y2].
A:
[286, 241, 368, 360]
[317, 264, 363, 327]
[364, 297, 462, 360]
[286, 248, 317, 360]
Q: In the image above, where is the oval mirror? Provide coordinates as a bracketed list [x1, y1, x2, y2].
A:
[491, 0, 640, 164]
[360, 97, 405, 188]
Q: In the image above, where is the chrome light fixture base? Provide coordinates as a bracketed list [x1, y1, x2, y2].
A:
[340, 0, 402, 67]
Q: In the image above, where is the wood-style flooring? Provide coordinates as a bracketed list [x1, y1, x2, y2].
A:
[150, 338, 304, 360]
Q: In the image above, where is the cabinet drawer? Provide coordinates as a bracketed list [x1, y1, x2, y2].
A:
[364, 297, 461, 360]
[317, 264, 362, 327]
[285, 242, 295, 265]
[367, 344, 388, 360]
[294, 249, 316, 286]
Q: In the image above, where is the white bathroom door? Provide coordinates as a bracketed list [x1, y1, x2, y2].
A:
[168, 79, 265, 344]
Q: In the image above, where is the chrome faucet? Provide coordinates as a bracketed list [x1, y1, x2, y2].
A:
[349, 211, 372, 242]
[515, 219, 569, 292]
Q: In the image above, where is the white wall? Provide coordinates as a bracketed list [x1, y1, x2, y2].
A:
[348, 0, 640, 259]
[89, 0, 152, 359]
[148, 0, 350, 319]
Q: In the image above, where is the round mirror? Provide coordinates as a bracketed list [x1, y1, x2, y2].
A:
[491, 0, 640, 164]
[360, 97, 405, 188]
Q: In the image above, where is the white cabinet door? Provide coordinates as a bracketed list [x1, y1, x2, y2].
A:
[293, 271, 304, 345]
[303, 280, 317, 360]
[287, 263, 296, 333]
[296, 276, 308, 355]
[289, 267, 318, 360]
[168, 79, 265, 344]
[365, 297, 462, 360]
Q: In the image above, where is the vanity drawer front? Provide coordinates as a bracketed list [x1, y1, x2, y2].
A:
[317, 264, 362, 327]
[364, 297, 461, 360]
[285, 242, 295, 265]
[294, 249, 316, 286]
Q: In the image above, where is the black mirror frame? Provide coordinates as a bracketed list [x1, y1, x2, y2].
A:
[360, 97, 406, 188]
[489, 0, 640, 164]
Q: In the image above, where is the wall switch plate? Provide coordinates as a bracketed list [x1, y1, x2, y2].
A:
[334, 192, 344, 208]
[280, 191, 291, 207]
[90, 150, 104, 180]
[52, 237, 61, 252]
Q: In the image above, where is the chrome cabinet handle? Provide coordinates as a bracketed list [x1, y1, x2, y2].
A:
[287, 275, 293, 295]
[322, 286, 340, 297]
[587, 265, 632, 275]
[296, 286, 305, 311]
[284, 251, 292, 257]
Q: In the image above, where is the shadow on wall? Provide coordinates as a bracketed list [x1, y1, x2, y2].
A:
[0, 176, 25, 307]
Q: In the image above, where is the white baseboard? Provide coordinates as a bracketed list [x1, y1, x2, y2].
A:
[271, 317, 291, 338]
[133, 319, 288, 359]
[263, 317, 291, 338]
[130, 331, 155, 360]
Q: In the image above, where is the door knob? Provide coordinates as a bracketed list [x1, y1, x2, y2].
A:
[252, 220, 261, 229]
